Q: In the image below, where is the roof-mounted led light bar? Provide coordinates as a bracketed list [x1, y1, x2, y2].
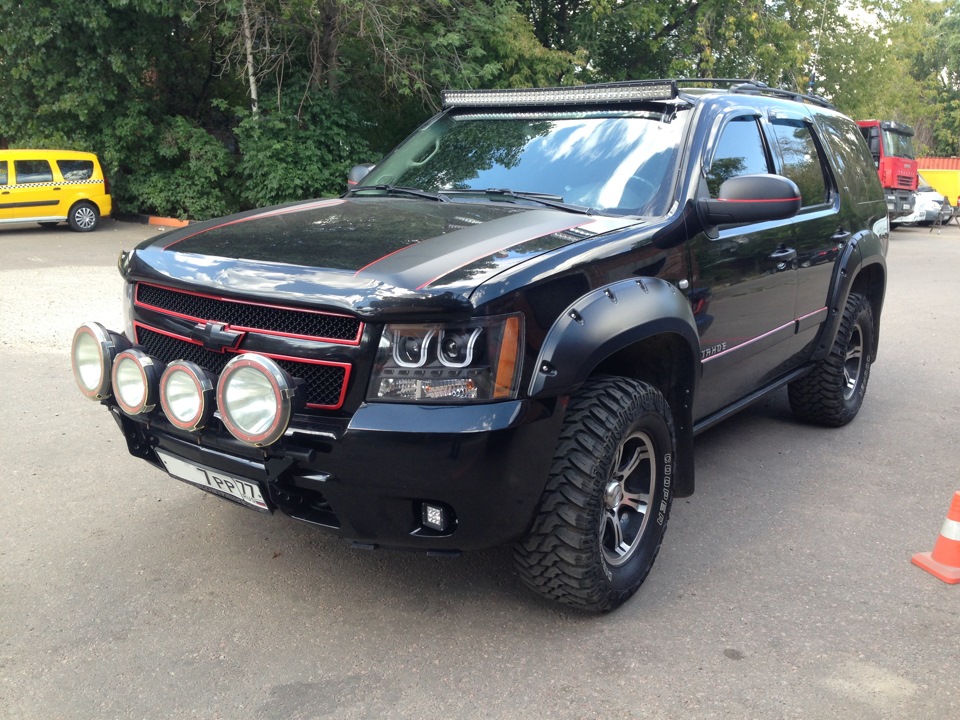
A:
[441, 82, 678, 109]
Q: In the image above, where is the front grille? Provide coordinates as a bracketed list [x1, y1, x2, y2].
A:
[896, 175, 914, 189]
[137, 326, 348, 409]
[136, 283, 362, 343]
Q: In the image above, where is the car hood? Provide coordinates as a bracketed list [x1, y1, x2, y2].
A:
[124, 197, 641, 319]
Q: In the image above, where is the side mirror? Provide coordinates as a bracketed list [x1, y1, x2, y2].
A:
[699, 174, 801, 227]
[348, 164, 375, 187]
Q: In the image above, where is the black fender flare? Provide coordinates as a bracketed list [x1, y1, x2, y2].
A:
[528, 276, 700, 397]
[814, 230, 886, 361]
[528, 276, 701, 498]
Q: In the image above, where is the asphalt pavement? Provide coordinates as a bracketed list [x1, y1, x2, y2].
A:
[1, 218, 958, 719]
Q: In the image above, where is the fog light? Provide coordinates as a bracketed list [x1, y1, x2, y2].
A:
[71, 322, 130, 400]
[422, 502, 451, 532]
[111, 348, 163, 416]
[160, 360, 216, 431]
[218, 354, 299, 447]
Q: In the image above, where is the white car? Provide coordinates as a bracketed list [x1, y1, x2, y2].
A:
[894, 173, 953, 225]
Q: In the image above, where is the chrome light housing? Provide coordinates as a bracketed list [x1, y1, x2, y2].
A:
[217, 354, 299, 447]
[368, 314, 523, 403]
[160, 360, 216, 432]
[111, 348, 163, 416]
[71, 322, 130, 400]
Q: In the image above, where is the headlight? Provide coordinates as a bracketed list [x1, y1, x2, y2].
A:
[368, 314, 523, 403]
[160, 360, 216, 432]
[71, 322, 130, 400]
[217, 354, 299, 447]
[111, 348, 163, 416]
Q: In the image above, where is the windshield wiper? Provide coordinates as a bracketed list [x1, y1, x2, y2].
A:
[347, 184, 450, 202]
[444, 188, 593, 215]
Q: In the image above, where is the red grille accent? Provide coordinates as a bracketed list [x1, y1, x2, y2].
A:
[136, 283, 363, 345]
[135, 323, 350, 410]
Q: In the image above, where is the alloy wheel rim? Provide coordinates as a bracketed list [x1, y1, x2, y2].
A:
[842, 323, 865, 400]
[600, 429, 656, 567]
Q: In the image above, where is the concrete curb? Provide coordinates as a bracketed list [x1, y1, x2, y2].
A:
[114, 213, 190, 228]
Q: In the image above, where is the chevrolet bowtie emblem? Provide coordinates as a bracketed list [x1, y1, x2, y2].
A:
[189, 322, 243, 353]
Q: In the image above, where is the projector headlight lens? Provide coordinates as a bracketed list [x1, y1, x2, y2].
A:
[368, 314, 523, 403]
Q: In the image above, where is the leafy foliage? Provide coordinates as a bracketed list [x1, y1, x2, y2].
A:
[1, 0, 959, 221]
[233, 91, 371, 207]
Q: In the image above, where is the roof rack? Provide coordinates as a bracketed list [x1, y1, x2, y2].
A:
[673, 78, 836, 110]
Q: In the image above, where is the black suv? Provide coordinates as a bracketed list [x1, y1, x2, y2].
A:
[71, 80, 888, 612]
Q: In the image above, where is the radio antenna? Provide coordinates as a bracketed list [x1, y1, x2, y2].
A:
[808, 0, 830, 94]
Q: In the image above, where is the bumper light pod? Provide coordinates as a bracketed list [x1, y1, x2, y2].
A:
[111, 348, 163, 416]
[217, 354, 298, 447]
[160, 361, 216, 431]
[71, 322, 130, 400]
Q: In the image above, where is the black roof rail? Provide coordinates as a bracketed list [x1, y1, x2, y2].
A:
[672, 78, 836, 110]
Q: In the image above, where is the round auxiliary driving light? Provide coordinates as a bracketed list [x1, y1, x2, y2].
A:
[217, 354, 298, 447]
[71, 322, 130, 400]
[160, 361, 216, 432]
[111, 348, 163, 416]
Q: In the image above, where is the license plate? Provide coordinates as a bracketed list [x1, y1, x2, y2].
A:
[155, 449, 269, 512]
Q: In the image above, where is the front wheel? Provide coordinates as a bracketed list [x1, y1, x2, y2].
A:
[68, 201, 99, 232]
[514, 376, 675, 613]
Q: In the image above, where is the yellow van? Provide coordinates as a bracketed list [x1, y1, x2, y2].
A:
[0, 149, 112, 232]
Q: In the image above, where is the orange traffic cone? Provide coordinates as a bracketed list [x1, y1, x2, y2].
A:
[911, 491, 960, 584]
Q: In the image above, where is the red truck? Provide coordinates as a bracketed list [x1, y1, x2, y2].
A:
[856, 120, 918, 218]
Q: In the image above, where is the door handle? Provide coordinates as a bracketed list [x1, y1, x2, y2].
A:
[768, 247, 797, 262]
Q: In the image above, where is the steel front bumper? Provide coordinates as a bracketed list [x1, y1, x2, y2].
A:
[110, 398, 565, 552]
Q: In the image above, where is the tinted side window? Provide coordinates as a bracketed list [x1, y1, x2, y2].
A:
[14, 159, 54, 184]
[57, 159, 94, 181]
[706, 117, 771, 197]
[0, 162, 7, 185]
[816, 114, 884, 204]
[770, 119, 828, 207]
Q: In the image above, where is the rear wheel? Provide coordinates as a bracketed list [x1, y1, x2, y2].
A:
[789, 292, 874, 426]
[514, 376, 675, 613]
[68, 201, 99, 232]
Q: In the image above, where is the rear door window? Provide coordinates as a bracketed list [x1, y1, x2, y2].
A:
[770, 119, 829, 208]
[0, 162, 7, 185]
[13, 159, 54, 184]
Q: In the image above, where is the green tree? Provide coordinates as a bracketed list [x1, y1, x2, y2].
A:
[0, 0, 241, 217]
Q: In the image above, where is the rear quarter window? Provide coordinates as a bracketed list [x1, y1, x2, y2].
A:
[57, 159, 95, 181]
[815, 114, 883, 204]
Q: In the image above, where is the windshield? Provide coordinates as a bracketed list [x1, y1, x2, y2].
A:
[881, 129, 915, 159]
[360, 109, 689, 216]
